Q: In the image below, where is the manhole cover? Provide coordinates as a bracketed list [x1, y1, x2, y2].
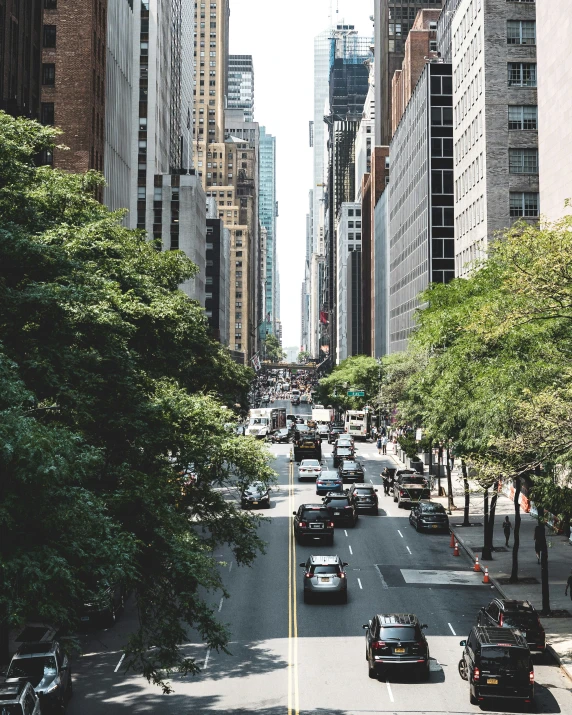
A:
[498, 576, 539, 585]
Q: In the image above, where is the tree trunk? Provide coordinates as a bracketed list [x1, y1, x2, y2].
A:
[482, 487, 492, 560]
[461, 460, 471, 526]
[487, 480, 499, 552]
[537, 507, 551, 614]
[509, 477, 521, 583]
[437, 444, 443, 496]
[446, 447, 455, 513]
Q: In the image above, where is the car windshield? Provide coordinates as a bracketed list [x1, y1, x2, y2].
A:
[302, 460, 320, 467]
[481, 647, 530, 671]
[311, 565, 340, 574]
[301, 509, 330, 520]
[320, 474, 339, 481]
[421, 503, 445, 513]
[502, 612, 537, 628]
[342, 461, 359, 468]
[337, 448, 352, 454]
[326, 498, 349, 507]
[399, 476, 426, 485]
[7, 655, 57, 684]
[354, 487, 374, 495]
[245, 483, 265, 494]
[379, 626, 417, 641]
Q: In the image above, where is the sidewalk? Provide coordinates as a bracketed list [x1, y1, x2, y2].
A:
[388, 446, 572, 681]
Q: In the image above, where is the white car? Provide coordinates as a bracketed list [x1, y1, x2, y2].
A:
[298, 459, 322, 481]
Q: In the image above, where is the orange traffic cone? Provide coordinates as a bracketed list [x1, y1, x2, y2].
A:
[483, 567, 490, 584]
[450, 533, 456, 548]
[474, 555, 480, 572]
[453, 541, 460, 556]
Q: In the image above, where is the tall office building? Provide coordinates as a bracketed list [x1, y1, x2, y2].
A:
[445, 0, 538, 276]
[301, 191, 313, 352]
[228, 54, 254, 122]
[0, 0, 43, 120]
[259, 127, 278, 337]
[336, 202, 363, 361]
[537, 0, 571, 221]
[374, 0, 443, 145]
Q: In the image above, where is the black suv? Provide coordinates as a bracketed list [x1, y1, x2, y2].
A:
[338, 459, 365, 483]
[333, 446, 354, 467]
[477, 599, 546, 653]
[328, 426, 345, 444]
[322, 493, 358, 527]
[409, 501, 449, 532]
[293, 504, 334, 544]
[348, 484, 379, 515]
[458, 627, 534, 706]
[6, 640, 72, 712]
[363, 614, 430, 680]
[0, 681, 41, 715]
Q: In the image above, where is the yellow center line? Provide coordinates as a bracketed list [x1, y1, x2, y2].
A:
[287, 458, 300, 715]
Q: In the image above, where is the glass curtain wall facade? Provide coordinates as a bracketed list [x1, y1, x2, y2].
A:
[259, 126, 277, 337]
[228, 54, 254, 122]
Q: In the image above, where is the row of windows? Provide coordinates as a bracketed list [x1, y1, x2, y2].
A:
[458, 194, 486, 238]
[455, 68, 482, 126]
[455, 110, 483, 165]
[456, 153, 484, 202]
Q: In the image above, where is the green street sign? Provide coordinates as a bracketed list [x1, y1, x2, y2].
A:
[347, 390, 365, 397]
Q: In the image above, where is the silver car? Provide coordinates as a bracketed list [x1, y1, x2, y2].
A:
[300, 554, 348, 603]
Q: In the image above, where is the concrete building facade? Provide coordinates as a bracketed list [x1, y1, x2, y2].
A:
[451, 0, 538, 275]
[373, 189, 390, 358]
[537, 0, 571, 221]
[389, 61, 454, 353]
[336, 202, 363, 361]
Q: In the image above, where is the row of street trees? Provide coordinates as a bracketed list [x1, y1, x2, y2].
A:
[376, 213, 572, 613]
[0, 114, 274, 688]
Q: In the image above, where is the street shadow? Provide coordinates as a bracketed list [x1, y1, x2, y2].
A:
[477, 682, 561, 714]
[374, 657, 445, 684]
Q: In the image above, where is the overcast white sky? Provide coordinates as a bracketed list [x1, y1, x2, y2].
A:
[229, 0, 374, 348]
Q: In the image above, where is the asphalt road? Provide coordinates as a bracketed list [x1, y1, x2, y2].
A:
[67, 400, 572, 714]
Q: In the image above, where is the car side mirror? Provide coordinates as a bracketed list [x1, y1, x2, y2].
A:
[480, 606, 485, 612]
[374, 489, 378, 492]
[292, 511, 297, 516]
[342, 562, 348, 567]
[299, 563, 306, 568]
[362, 624, 369, 630]
[459, 640, 467, 647]
[421, 624, 428, 629]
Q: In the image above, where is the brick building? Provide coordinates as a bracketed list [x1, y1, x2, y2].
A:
[40, 0, 108, 173]
[0, 0, 43, 120]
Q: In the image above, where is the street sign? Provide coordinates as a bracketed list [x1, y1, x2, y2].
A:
[347, 390, 365, 397]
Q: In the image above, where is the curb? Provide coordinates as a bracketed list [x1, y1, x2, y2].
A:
[450, 526, 572, 683]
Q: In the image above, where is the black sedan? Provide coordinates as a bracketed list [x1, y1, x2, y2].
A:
[272, 428, 292, 443]
[338, 459, 365, 483]
[241, 481, 271, 509]
[328, 426, 345, 444]
[408, 500, 449, 532]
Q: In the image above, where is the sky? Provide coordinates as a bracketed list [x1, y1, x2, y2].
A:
[229, 0, 374, 348]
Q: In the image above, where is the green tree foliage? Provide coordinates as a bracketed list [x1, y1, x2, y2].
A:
[297, 350, 311, 364]
[318, 355, 380, 410]
[0, 113, 273, 688]
[263, 333, 285, 362]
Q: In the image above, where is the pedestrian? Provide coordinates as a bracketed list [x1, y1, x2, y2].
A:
[502, 516, 512, 547]
[376, 436, 382, 455]
[381, 435, 388, 455]
[533, 522, 547, 564]
[371, 426, 377, 441]
[565, 569, 572, 601]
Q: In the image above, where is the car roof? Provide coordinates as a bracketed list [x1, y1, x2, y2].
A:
[16, 641, 56, 656]
[497, 599, 536, 612]
[324, 492, 349, 500]
[352, 484, 375, 490]
[307, 554, 342, 565]
[341, 459, 359, 465]
[301, 503, 329, 509]
[474, 626, 529, 647]
[377, 614, 419, 626]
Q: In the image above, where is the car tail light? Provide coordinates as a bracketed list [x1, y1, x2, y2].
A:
[372, 641, 386, 651]
[328, 521, 334, 528]
[499, 613, 504, 626]
[299, 521, 307, 528]
[529, 670, 534, 685]
[473, 667, 480, 682]
[304, 572, 312, 579]
[338, 572, 345, 579]
[400, 490, 405, 496]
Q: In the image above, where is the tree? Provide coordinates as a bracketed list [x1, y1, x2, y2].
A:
[0, 112, 273, 688]
[317, 355, 380, 411]
[298, 350, 311, 364]
[263, 334, 285, 362]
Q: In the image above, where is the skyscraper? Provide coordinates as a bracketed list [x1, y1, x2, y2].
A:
[259, 127, 277, 337]
[228, 55, 254, 122]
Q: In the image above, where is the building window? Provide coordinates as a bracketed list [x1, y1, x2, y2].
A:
[430, 40, 438, 52]
[432, 207, 455, 227]
[508, 105, 538, 130]
[507, 20, 536, 45]
[43, 25, 56, 48]
[508, 63, 537, 87]
[430, 75, 453, 95]
[509, 149, 538, 174]
[40, 102, 55, 125]
[510, 192, 539, 217]
[431, 137, 454, 157]
[42, 63, 55, 85]
[430, 106, 453, 126]
[431, 170, 454, 194]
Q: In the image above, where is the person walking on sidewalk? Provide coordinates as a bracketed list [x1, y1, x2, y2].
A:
[565, 569, 572, 601]
[534, 522, 547, 564]
[376, 436, 382, 455]
[381, 435, 388, 455]
[503, 516, 512, 547]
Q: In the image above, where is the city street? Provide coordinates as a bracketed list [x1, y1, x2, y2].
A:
[67, 401, 572, 714]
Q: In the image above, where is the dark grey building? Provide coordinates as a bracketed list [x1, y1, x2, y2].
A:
[205, 217, 230, 345]
[373, 188, 389, 358]
[388, 61, 454, 352]
[374, 0, 444, 145]
[0, 0, 43, 119]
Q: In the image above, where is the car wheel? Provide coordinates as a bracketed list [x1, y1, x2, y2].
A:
[368, 659, 377, 679]
[373, 507, 379, 515]
[469, 688, 478, 706]
[458, 658, 468, 681]
[415, 521, 420, 532]
[421, 660, 430, 680]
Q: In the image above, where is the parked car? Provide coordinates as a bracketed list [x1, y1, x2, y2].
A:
[241, 481, 272, 509]
[393, 473, 430, 508]
[458, 627, 534, 706]
[348, 484, 379, 514]
[300, 554, 348, 603]
[293, 504, 334, 545]
[5, 640, 72, 713]
[315, 471, 344, 495]
[363, 614, 430, 680]
[476, 599, 546, 653]
[409, 501, 449, 532]
[337, 459, 365, 483]
[0, 681, 42, 715]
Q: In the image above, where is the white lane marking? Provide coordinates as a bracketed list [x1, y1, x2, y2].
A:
[448, 623, 456, 636]
[374, 564, 389, 589]
[357, 578, 363, 590]
[218, 597, 224, 612]
[229, 561, 233, 573]
[406, 546, 412, 555]
[386, 681, 394, 702]
[397, 530, 404, 538]
[348, 545, 353, 555]
[344, 529, 348, 537]
[203, 649, 211, 669]
[114, 653, 125, 673]
[370, 479, 373, 484]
